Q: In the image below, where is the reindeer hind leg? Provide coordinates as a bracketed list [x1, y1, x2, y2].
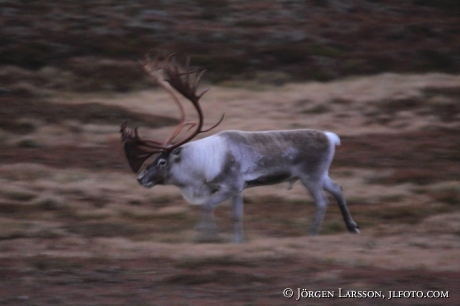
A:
[323, 176, 360, 233]
[300, 178, 328, 235]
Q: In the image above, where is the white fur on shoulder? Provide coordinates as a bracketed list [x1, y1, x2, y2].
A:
[185, 135, 227, 182]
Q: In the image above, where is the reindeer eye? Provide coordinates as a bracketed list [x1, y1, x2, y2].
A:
[158, 159, 167, 167]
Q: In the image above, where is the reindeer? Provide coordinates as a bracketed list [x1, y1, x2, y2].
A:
[120, 54, 359, 243]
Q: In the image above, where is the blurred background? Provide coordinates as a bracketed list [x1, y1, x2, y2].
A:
[0, 1, 459, 305]
[1, 0, 459, 92]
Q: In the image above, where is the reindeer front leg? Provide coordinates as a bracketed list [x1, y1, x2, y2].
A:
[232, 193, 245, 243]
[197, 183, 241, 242]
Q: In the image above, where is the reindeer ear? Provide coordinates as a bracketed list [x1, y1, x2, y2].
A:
[172, 147, 182, 156]
[171, 147, 182, 162]
[123, 143, 155, 173]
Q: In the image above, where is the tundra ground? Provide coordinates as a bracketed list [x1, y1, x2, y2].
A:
[0, 73, 459, 305]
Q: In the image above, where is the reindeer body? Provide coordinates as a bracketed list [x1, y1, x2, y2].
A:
[121, 54, 359, 243]
[137, 129, 359, 242]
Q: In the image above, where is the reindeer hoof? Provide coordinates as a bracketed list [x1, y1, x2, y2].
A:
[348, 222, 360, 234]
[233, 235, 245, 244]
[195, 231, 224, 243]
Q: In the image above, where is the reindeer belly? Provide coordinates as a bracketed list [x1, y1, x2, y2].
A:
[244, 172, 293, 188]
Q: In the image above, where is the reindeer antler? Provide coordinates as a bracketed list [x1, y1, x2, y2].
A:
[120, 53, 224, 172]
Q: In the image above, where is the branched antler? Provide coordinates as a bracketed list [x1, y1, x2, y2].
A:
[120, 53, 224, 172]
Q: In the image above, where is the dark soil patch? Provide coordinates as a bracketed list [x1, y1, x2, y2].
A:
[0, 256, 457, 306]
[0, 140, 129, 172]
[0, 96, 177, 131]
[336, 128, 460, 184]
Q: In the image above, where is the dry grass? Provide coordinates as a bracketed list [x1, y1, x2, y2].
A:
[1, 73, 459, 305]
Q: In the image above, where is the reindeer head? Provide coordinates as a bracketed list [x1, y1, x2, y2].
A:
[120, 54, 223, 187]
